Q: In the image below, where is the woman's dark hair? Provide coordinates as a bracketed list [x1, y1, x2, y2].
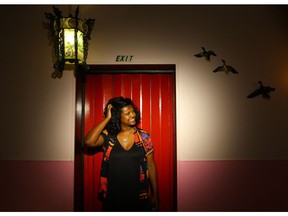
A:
[104, 96, 141, 135]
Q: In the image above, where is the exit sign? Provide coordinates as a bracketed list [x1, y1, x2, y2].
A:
[116, 55, 134, 62]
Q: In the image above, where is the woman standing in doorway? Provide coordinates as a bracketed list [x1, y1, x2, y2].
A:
[85, 96, 159, 211]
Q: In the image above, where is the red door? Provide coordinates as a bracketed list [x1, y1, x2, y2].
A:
[83, 65, 176, 211]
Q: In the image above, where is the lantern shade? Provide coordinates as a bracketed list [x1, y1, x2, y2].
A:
[61, 28, 84, 63]
[56, 17, 87, 64]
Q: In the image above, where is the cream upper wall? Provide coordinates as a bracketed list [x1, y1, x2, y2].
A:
[0, 6, 76, 160]
[0, 5, 288, 160]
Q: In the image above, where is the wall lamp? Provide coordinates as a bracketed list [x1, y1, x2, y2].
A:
[45, 6, 95, 78]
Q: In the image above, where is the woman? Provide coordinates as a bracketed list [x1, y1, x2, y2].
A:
[85, 96, 159, 211]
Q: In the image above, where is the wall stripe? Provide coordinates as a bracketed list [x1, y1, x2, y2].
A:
[178, 160, 288, 211]
[1, 160, 287, 211]
[0, 160, 74, 211]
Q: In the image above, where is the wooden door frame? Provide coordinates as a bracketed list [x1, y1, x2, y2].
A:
[74, 64, 177, 211]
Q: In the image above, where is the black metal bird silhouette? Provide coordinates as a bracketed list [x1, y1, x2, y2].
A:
[247, 81, 275, 99]
[213, 59, 238, 74]
[194, 47, 217, 61]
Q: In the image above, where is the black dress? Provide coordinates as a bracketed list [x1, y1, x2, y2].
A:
[103, 138, 150, 211]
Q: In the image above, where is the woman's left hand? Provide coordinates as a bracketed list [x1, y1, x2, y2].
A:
[151, 195, 160, 211]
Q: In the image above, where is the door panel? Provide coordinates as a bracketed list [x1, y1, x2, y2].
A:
[83, 69, 176, 211]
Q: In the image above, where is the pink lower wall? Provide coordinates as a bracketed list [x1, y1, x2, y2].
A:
[178, 160, 288, 211]
[1, 160, 288, 211]
[0, 161, 74, 211]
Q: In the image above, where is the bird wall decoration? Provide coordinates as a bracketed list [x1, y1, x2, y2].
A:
[213, 59, 238, 74]
[194, 47, 217, 61]
[247, 81, 275, 99]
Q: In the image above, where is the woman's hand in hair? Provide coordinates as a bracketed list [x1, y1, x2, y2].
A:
[106, 104, 113, 120]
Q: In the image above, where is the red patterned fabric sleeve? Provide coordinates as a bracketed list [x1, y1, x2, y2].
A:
[139, 129, 154, 156]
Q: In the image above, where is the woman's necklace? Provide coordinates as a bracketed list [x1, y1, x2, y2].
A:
[120, 128, 135, 143]
[120, 128, 134, 143]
